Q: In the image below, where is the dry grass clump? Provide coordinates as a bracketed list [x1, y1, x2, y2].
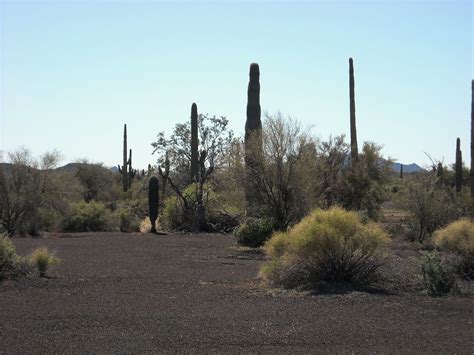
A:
[30, 247, 60, 277]
[260, 207, 390, 290]
[140, 217, 152, 233]
[433, 218, 474, 278]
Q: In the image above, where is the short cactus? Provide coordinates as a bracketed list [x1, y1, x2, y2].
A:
[148, 176, 159, 233]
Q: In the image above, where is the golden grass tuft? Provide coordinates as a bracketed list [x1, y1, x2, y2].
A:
[433, 218, 474, 256]
[260, 207, 390, 289]
[30, 247, 60, 277]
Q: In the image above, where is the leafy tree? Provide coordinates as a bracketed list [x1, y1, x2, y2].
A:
[151, 114, 234, 189]
[247, 112, 316, 229]
[73, 159, 119, 203]
[151, 113, 235, 231]
[335, 142, 393, 219]
[0, 148, 75, 235]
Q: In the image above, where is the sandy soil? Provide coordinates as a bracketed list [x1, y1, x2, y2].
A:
[1, 232, 473, 353]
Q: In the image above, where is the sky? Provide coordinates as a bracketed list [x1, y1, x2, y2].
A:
[0, 0, 472, 169]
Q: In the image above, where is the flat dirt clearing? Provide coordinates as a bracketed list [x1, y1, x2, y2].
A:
[1, 233, 473, 353]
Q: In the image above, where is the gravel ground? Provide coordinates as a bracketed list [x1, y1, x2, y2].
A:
[1, 232, 473, 354]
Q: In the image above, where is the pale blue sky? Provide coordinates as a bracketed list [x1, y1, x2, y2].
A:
[0, 0, 472, 169]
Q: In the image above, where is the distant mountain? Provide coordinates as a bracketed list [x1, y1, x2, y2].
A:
[55, 163, 117, 174]
[3, 161, 424, 175]
[391, 162, 423, 174]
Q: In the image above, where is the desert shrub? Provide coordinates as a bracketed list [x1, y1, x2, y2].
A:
[0, 234, 19, 279]
[334, 142, 392, 220]
[160, 183, 229, 231]
[0, 149, 77, 236]
[116, 207, 140, 232]
[260, 207, 389, 290]
[420, 251, 457, 296]
[63, 201, 112, 232]
[0, 234, 31, 279]
[403, 172, 467, 242]
[234, 217, 275, 247]
[433, 219, 474, 278]
[30, 247, 60, 277]
[161, 196, 189, 231]
[245, 113, 317, 229]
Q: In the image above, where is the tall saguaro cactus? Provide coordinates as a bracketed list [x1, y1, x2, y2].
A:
[191, 103, 199, 183]
[471, 80, 474, 200]
[245, 63, 262, 143]
[455, 137, 463, 192]
[349, 58, 359, 163]
[148, 176, 159, 233]
[118, 124, 129, 192]
[244, 63, 262, 212]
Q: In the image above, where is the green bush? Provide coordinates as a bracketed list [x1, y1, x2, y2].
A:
[433, 218, 474, 278]
[403, 172, 467, 242]
[63, 201, 112, 232]
[234, 217, 274, 247]
[161, 196, 188, 231]
[420, 251, 457, 296]
[0, 234, 31, 279]
[30, 247, 60, 277]
[260, 207, 389, 290]
[116, 207, 141, 232]
[161, 183, 213, 231]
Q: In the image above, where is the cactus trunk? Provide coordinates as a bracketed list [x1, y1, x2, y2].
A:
[455, 137, 463, 192]
[471, 80, 474, 200]
[148, 176, 159, 233]
[118, 124, 136, 192]
[161, 153, 170, 199]
[128, 149, 132, 188]
[118, 124, 129, 192]
[244, 63, 262, 213]
[191, 103, 199, 183]
[400, 164, 403, 179]
[349, 58, 359, 163]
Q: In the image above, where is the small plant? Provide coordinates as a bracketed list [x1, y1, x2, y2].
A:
[260, 207, 389, 290]
[0, 234, 19, 279]
[63, 201, 112, 232]
[433, 218, 474, 278]
[116, 206, 140, 233]
[234, 217, 274, 248]
[139, 217, 152, 233]
[30, 247, 60, 277]
[420, 251, 457, 296]
[1, 234, 33, 279]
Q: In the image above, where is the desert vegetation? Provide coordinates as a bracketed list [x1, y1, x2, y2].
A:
[0, 62, 473, 298]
